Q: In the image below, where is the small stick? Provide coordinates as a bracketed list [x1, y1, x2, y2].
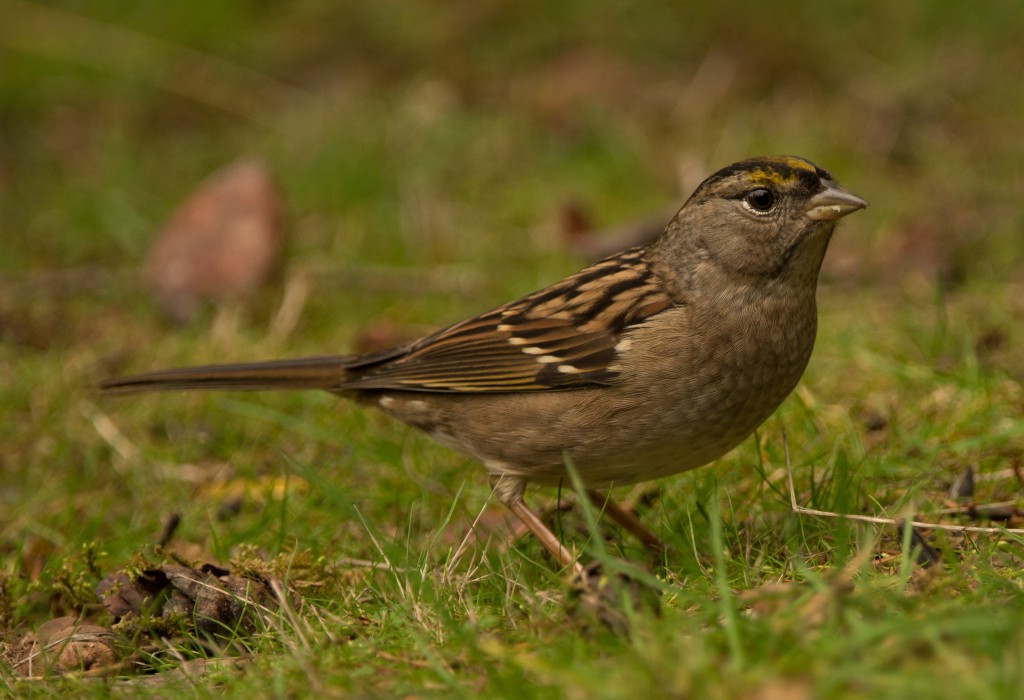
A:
[783, 432, 1023, 535]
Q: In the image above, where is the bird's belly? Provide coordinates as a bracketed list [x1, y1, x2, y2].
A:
[373, 301, 817, 489]
[512, 368, 799, 487]
[390, 357, 805, 488]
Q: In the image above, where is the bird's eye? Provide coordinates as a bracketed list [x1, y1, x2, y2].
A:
[743, 188, 776, 214]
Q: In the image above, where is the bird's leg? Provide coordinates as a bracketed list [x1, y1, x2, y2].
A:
[586, 490, 665, 555]
[491, 475, 583, 575]
[506, 499, 584, 575]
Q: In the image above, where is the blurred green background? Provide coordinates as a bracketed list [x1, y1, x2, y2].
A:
[3, 1, 1024, 695]
[5, 0, 1023, 277]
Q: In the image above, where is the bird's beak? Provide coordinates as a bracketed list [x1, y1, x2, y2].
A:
[805, 181, 868, 221]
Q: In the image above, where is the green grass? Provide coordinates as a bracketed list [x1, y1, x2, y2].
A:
[3, 1, 1024, 697]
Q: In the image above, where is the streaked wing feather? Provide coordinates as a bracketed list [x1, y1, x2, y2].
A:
[342, 248, 673, 392]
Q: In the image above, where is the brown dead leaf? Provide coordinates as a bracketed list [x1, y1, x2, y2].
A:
[97, 562, 278, 639]
[14, 616, 120, 677]
[96, 569, 169, 620]
[145, 156, 283, 322]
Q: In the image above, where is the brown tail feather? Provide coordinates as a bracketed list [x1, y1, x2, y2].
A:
[98, 355, 353, 395]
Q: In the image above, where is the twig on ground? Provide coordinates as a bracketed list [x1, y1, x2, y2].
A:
[783, 432, 1023, 535]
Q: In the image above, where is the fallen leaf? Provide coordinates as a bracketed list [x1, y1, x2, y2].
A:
[144, 156, 283, 322]
[15, 616, 120, 677]
[97, 562, 278, 639]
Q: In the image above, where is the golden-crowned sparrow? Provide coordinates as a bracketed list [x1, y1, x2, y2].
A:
[101, 156, 867, 572]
